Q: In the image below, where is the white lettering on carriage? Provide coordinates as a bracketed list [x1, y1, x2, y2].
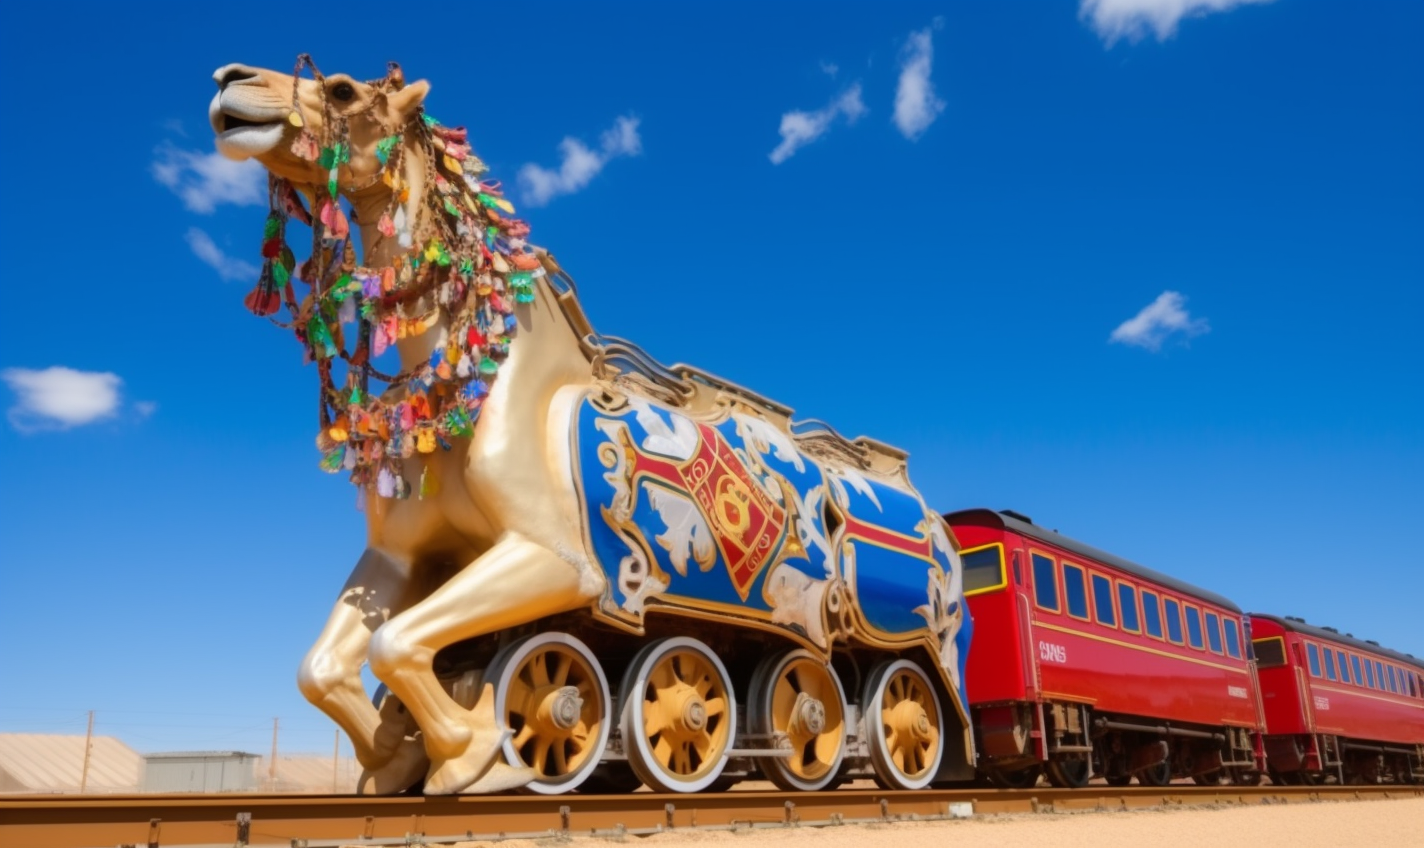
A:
[1228, 685, 1248, 699]
[1314, 696, 1330, 711]
[1039, 640, 1067, 664]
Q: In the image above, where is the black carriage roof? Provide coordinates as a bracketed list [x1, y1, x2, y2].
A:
[943, 508, 1243, 614]
[1248, 613, 1424, 672]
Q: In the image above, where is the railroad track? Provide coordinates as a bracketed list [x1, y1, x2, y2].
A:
[3, 784, 1420, 848]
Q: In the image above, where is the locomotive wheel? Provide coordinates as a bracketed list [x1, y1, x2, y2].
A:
[491, 633, 611, 794]
[989, 765, 1043, 789]
[1046, 757, 1091, 788]
[863, 659, 944, 790]
[621, 637, 736, 793]
[1104, 774, 1133, 787]
[749, 649, 849, 791]
[1137, 758, 1172, 786]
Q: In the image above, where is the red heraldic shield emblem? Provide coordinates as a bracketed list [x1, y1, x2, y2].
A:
[626, 422, 789, 601]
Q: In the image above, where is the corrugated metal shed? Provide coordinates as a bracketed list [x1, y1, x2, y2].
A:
[0, 734, 141, 794]
[142, 751, 259, 793]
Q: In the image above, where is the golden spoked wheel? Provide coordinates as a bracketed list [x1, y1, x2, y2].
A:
[863, 659, 944, 789]
[491, 633, 610, 794]
[749, 649, 848, 791]
[621, 637, 736, 793]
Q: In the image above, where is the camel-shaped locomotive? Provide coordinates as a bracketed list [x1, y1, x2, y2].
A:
[210, 57, 973, 795]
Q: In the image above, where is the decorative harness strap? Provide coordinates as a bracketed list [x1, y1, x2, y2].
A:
[247, 55, 542, 504]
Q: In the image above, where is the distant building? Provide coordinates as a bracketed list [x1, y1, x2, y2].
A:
[0, 734, 142, 794]
[142, 751, 259, 793]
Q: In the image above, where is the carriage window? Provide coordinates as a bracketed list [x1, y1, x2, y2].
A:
[1337, 651, 1352, 684]
[1063, 563, 1089, 620]
[1374, 660, 1386, 690]
[1365, 658, 1376, 688]
[1185, 606, 1204, 650]
[1165, 598, 1184, 644]
[1118, 583, 1140, 633]
[1205, 612, 1223, 654]
[1412, 675, 1420, 698]
[1351, 655, 1364, 687]
[1142, 590, 1163, 638]
[962, 545, 1007, 595]
[1092, 574, 1117, 627]
[1253, 637, 1287, 668]
[1224, 618, 1242, 659]
[1307, 643, 1322, 676]
[1324, 650, 1337, 681]
[1388, 667, 1399, 694]
[1033, 554, 1060, 612]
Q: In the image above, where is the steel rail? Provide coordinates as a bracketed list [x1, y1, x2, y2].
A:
[2, 784, 1419, 848]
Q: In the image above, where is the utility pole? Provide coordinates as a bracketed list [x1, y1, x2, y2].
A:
[78, 710, 94, 793]
[268, 718, 279, 788]
[332, 729, 340, 793]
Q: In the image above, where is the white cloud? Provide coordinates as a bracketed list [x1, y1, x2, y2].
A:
[517, 116, 643, 207]
[186, 228, 259, 282]
[1080, 0, 1272, 45]
[768, 84, 868, 165]
[1109, 291, 1210, 351]
[819, 60, 840, 78]
[2, 367, 124, 431]
[152, 142, 266, 214]
[893, 25, 946, 141]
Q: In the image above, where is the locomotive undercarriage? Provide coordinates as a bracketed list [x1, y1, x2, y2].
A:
[971, 701, 1264, 789]
[380, 612, 974, 794]
[1264, 734, 1424, 786]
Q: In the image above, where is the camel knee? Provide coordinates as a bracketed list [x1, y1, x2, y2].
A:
[297, 649, 349, 704]
[368, 622, 433, 681]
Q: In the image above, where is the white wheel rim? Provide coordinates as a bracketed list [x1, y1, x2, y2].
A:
[492, 632, 611, 794]
[864, 659, 944, 790]
[621, 637, 736, 793]
[751, 649, 848, 791]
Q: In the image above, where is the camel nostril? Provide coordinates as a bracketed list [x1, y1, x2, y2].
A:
[213, 63, 261, 89]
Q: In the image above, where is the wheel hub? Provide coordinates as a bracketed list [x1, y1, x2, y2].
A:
[673, 690, 707, 733]
[789, 693, 827, 736]
[891, 699, 933, 742]
[533, 685, 585, 734]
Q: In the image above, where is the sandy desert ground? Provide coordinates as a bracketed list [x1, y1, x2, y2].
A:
[447, 797, 1424, 848]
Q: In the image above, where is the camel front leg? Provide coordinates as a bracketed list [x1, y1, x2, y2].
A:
[298, 547, 423, 773]
[367, 531, 595, 794]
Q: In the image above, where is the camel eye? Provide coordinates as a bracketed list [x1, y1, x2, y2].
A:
[331, 82, 356, 102]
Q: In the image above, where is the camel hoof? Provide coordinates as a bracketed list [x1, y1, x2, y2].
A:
[422, 728, 510, 794]
[356, 738, 429, 795]
[463, 761, 537, 794]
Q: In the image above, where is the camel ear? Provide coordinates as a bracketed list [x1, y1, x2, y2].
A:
[388, 79, 430, 122]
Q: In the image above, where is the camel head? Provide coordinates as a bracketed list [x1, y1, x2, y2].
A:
[209, 58, 429, 193]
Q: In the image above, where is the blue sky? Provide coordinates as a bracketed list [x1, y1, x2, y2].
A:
[1, 1, 1420, 756]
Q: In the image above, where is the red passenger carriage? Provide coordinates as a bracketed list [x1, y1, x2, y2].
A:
[1249, 614, 1424, 784]
[944, 509, 1264, 788]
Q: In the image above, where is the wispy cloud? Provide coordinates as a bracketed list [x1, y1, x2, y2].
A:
[819, 60, 840, 78]
[2, 367, 125, 432]
[1109, 291, 1210, 351]
[768, 84, 868, 165]
[152, 142, 266, 214]
[893, 24, 946, 141]
[1080, 0, 1272, 45]
[517, 116, 643, 207]
[186, 228, 259, 282]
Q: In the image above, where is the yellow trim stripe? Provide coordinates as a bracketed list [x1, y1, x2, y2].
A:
[1311, 683, 1424, 710]
[1037, 621, 1250, 674]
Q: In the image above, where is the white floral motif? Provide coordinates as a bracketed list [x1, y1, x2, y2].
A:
[630, 397, 698, 460]
[827, 466, 883, 512]
[647, 486, 716, 577]
[765, 563, 831, 648]
[914, 562, 966, 692]
[733, 413, 806, 473]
